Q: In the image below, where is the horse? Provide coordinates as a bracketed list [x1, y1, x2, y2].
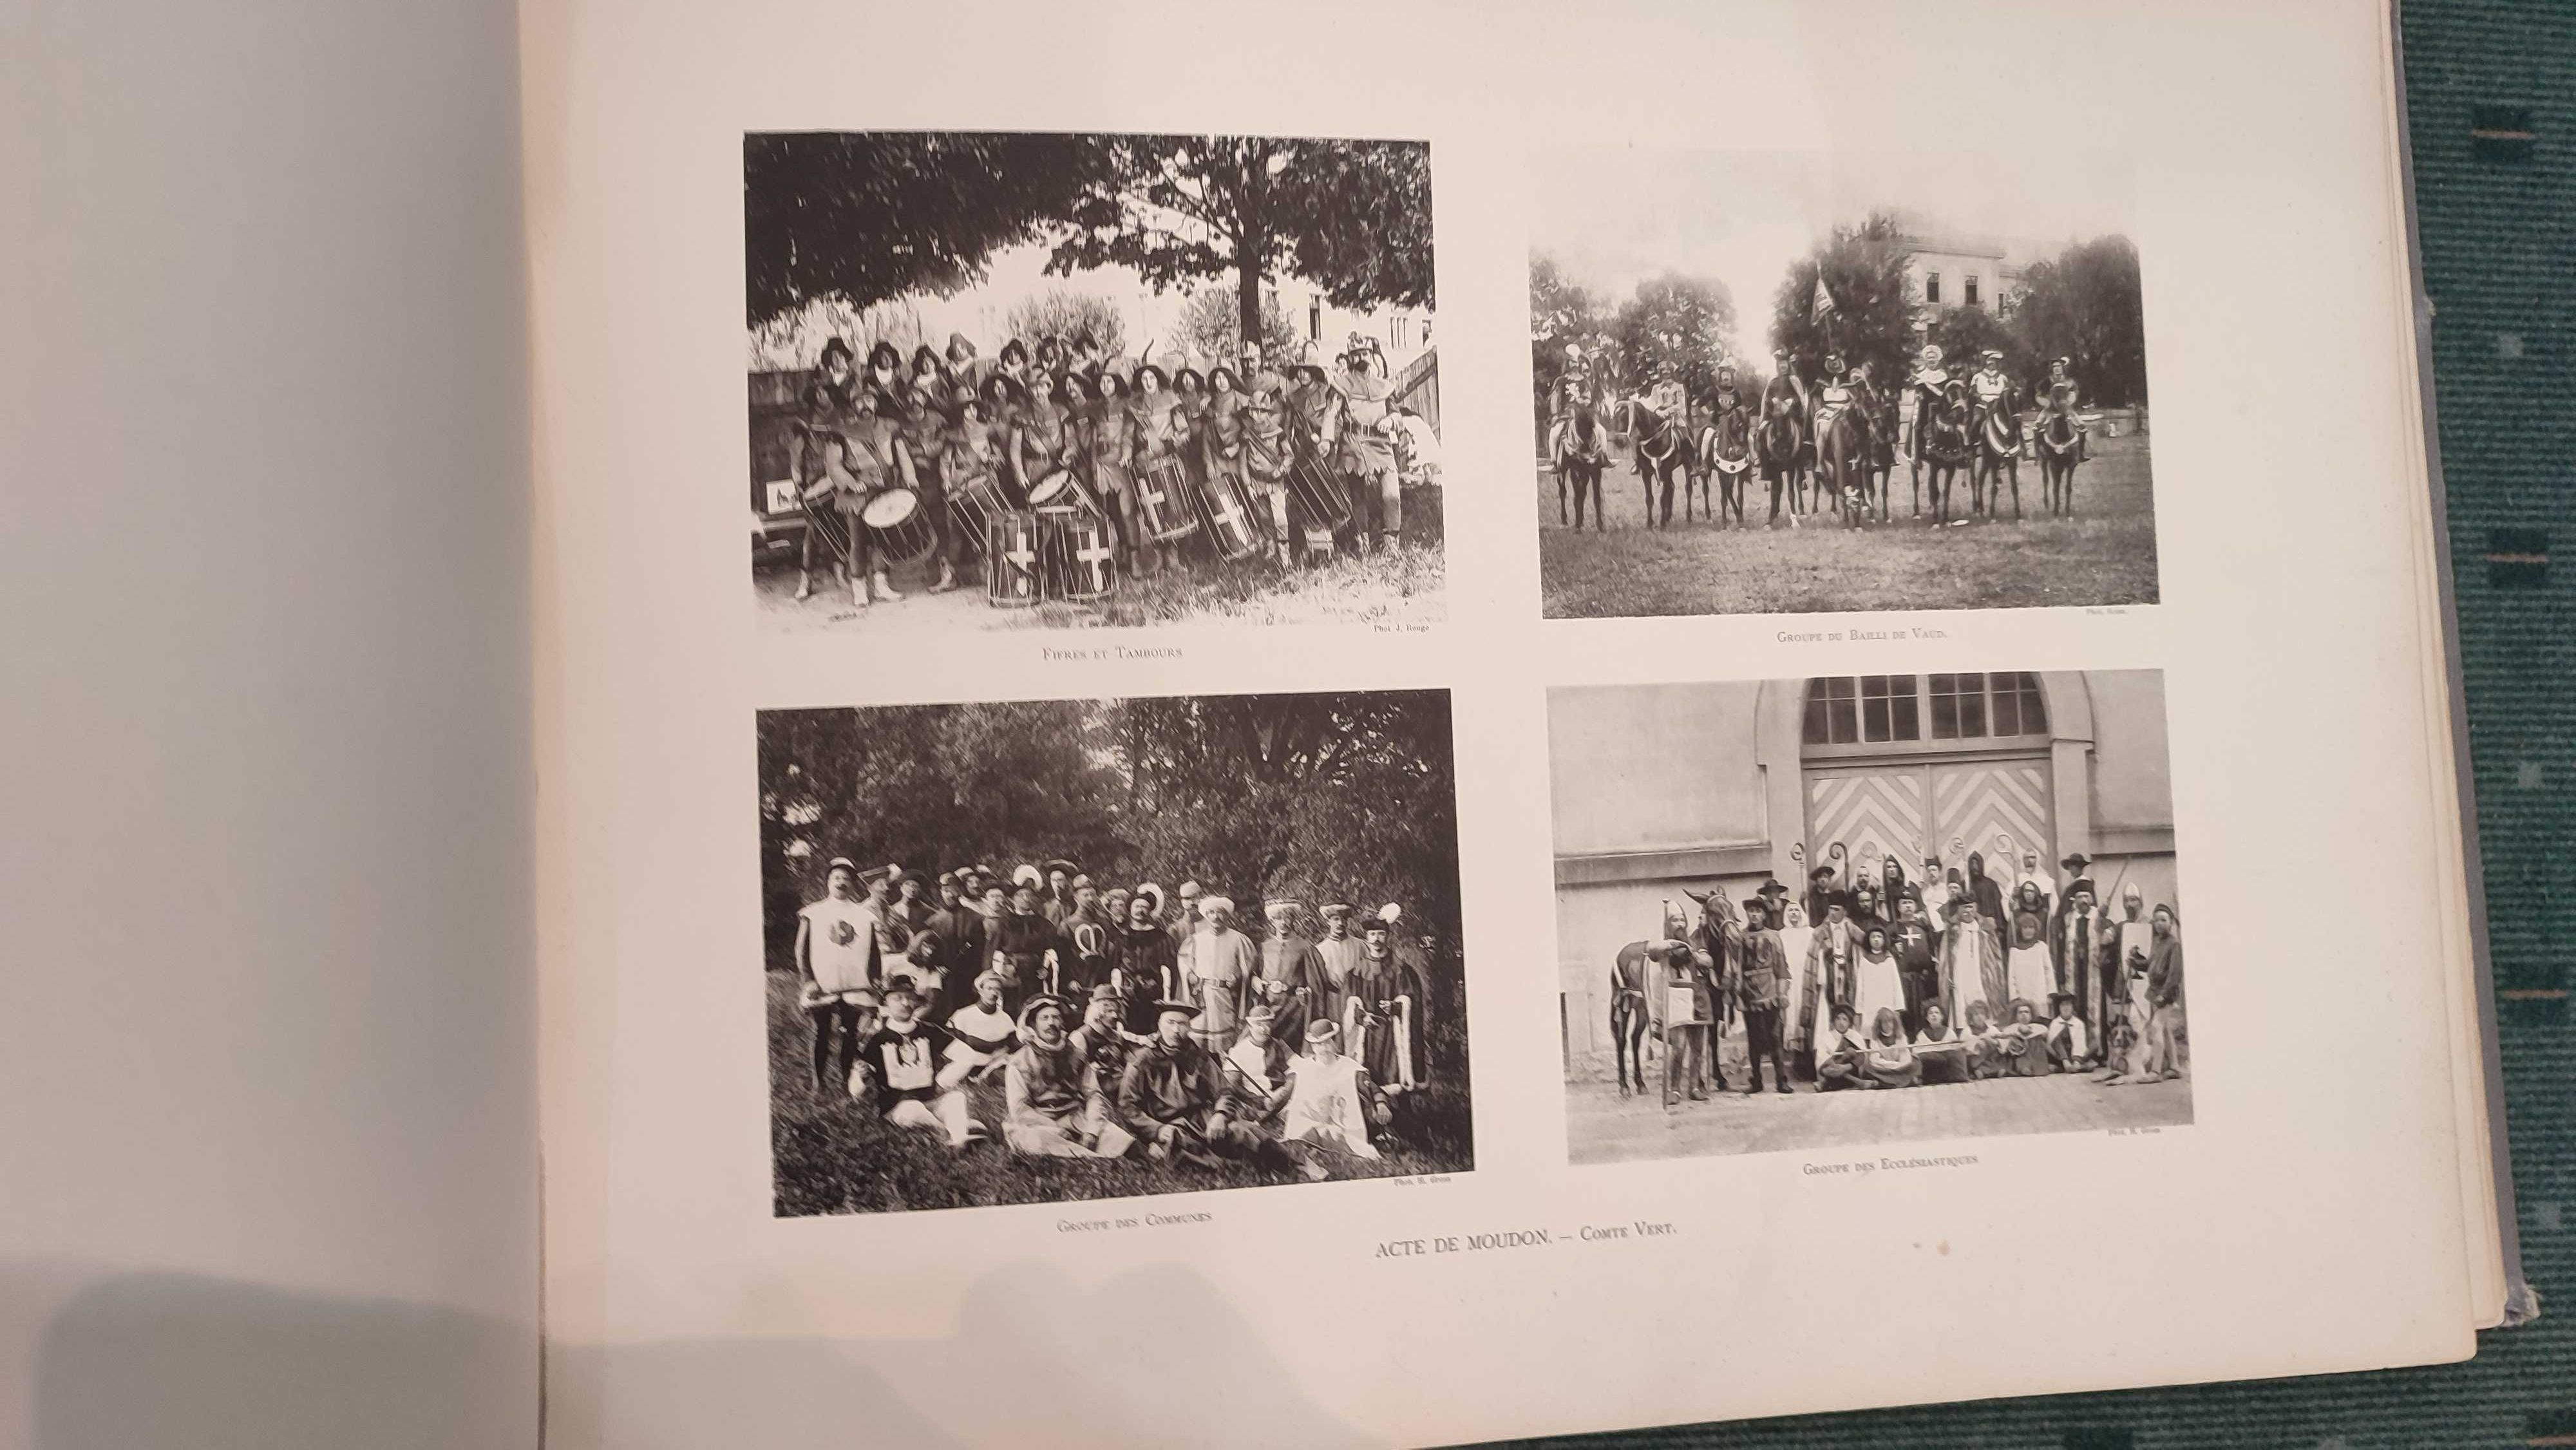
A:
[2036, 406, 2082, 517]
[1866, 395, 1901, 524]
[1756, 406, 1804, 525]
[1973, 395, 2025, 522]
[1815, 402, 1873, 530]
[1919, 387, 1976, 527]
[1704, 404, 1754, 526]
[1612, 396, 1690, 528]
[1553, 404, 1610, 531]
[1608, 941, 1656, 1096]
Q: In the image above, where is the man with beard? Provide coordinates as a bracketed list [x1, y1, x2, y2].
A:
[2094, 883, 2157, 1080]
[1040, 860, 1079, 926]
[1309, 901, 1368, 1035]
[1179, 894, 1258, 1055]
[1800, 898, 1861, 1064]
[2052, 867, 2110, 1042]
[1345, 913, 1429, 1109]
[1002, 994, 1109, 1158]
[1256, 899, 1332, 1053]
[1220, 1004, 1298, 1139]
[793, 858, 893, 1098]
[1278, 1021, 1392, 1180]
[1737, 890, 1796, 1095]
[915, 871, 985, 1021]
[1891, 893, 1942, 1036]
[884, 867, 929, 943]
[1066, 984, 1137, 1156]
[1118, 999, 1264, 1168]
[1110, 889, 1180, 1040]
[855, 982, 982, 1149]
[1166, 881, 1202, 952]
[988, 880, 1065, 1017]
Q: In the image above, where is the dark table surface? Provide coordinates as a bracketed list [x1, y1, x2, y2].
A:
[1506, 5, 2576, 1445]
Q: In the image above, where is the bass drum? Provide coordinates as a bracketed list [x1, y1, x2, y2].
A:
[1039, 507, 1117, 603]
[1132, 458, 1200, 544]
[984, 511, 1043, 608]
[861, 487, 934, 563]
[1194, 469, 1267, 563]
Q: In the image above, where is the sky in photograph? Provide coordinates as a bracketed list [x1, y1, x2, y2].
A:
[1527, 149, 2137, 350]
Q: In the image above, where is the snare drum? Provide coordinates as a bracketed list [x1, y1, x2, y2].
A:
[860, 487, 934, 563]
[1195, 469, 1267, 562]
[984, 511, 1043, 608]
[1037, 507, 1117, 602]
[1285, 455, 1352, 532]
[947, 475, 1007, 554]
[1132, 458, 1200, 544]
[1024, 467, 1098, 515]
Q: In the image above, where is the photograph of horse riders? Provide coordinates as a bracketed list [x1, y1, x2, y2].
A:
[759, 688, 1471, 1216]
[1529, 149, 2157, 618]
[746, 131, 1443, 634]
[1548, 670, 2188, 1166]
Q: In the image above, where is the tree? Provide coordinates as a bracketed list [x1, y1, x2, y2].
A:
[743, 132, 1117, 329]
[1928, 304, 2025, 388]
[1003, 290, 1128, 359]
[1051, 137, 1435, 351]
[1173, 285, 1300, 368]
[1771, 212, 1914, 387]
[1528, 253, 1606, 435]
[2008, 235, 2148, 406]
[1611, 273, 1736, 400]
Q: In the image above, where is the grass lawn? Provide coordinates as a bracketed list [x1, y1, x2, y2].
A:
[1537, 433, 2160, 618]
[766, 971, 1475, 1218]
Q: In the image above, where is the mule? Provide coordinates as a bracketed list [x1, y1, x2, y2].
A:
[1973, 397, 2025, 522]
[1608, 941, 1656, 1096]
[2036, 407, 2082, 517]
[1613, 397, 1690, 528]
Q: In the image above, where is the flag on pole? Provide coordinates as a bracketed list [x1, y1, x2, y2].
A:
[1810, 276, 1837, 321]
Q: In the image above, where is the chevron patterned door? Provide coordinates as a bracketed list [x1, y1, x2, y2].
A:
[1806, 757, 2052, 884]
[1804, 768, 1929, 885]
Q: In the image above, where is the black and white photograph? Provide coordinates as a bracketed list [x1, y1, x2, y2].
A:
[746, 131, 1443, 632]
[1530, 150, 2157, 618]
[759, 689, 1471, 1216]
[1550, 670, 2188, 1165]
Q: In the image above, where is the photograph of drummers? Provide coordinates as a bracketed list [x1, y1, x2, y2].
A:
[747, 131, 1441, 630]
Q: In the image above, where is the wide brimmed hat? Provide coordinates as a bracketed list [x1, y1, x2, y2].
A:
[2061, 852, 2092, 872]
[1171, 365, 1206, 392]
[1012, 863, 1043, 889]
[1133, 361, 1169, 391]
[1044, 858, 1079, 877]
[2067, 876, 2098, 899]
[1362, 914, 1394, 936]
[1264, 897, 1300, 920]
[1134, 883, 1166, 916]
[826, 856, 859, 876]
[1753, 878, 1791, 899]
[1198, 894, 1235, 919]
[1153, 998, 1202, 1020]
[1018, 992, 1070, 1027]
[1086, 983, 1122, 1005]
[1304, 1020, 1340, 1044]
[2047, 992, 2079, 1011]
[1206, 365, 1241, 391]
[1808, 865, 1835, 882]
[866, 340, 902, 370]
[1319, 902, 1354, 921]
[1918, 344, 1944, 365]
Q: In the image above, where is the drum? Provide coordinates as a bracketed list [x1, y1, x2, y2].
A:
[948, 474, 1007, 553]
[1195, 470, 1267, 562]
[1038, 507, 1117, 602]
[860, 487, 934, 563]
[1286, 455, 1352, 532]
[1132, 457, 1200, 544]
[984, 511, 1042, 608]
[1024, 467, 1097, 514]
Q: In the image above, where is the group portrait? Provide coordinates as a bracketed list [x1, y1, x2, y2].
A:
[745, 131, 1444, 634]
[1528, 149, 2159, 618]
[758, 689, 1472, 1216]
[1548, 670, 2188, 1165]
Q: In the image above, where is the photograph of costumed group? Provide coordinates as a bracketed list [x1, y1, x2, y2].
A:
[1549, 670, 2188, 1166]
[758, 690, 1470, 1215]
[744, 130, 1443, 633]
[1527, 147, 2157, 618]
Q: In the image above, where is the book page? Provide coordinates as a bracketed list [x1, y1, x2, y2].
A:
[5, 0, 538, 1444]
[525, 1, 2482, 1444]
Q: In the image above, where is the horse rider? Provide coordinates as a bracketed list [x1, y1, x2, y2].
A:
[1648, 369, 1688, 428]
[1760, 347, 1810, 480]
[2040, 354, 2088, 460]
[1969, 346, 2019, 435]
[1908, 344, 1950, 463]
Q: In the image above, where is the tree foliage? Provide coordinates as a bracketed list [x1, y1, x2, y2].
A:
[1770, 212, 1915, 387]
[1611, 272, 1736, 399]
[758, 693, 1459, 962]
[743, 132, 1115, 328]
[1050, 136, 1435, 346]
[1172, 285, 1301, 368]
[2007, 236, 2148, 405]
[1001, 290, 1128, 359]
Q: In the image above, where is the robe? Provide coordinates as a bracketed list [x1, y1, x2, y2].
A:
[1257, 933, 1332, 1051]
[1346, 951, 1428, 1089]
[1108, 926, 1179, 1037]
[2005, 907, 2056, 1015]
[1777, 925, 1817, 1050]
[1853, 945, 1906, 1037]
[1312, 933, 1367, 1032]
[1179, 925, 1259, 1050]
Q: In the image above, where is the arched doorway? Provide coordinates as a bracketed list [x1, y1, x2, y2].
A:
[1781, 673, 2072, 890]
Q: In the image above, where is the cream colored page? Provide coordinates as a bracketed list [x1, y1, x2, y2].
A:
[527, 2, 2476, 1446]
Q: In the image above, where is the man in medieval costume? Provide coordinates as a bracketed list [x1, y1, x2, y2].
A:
[1345, 913, 1430, 1122]
[1738, 889, 1795, 1095]
[1257, 898, 1333, 1053]
[1179, 894, 1258, 1055]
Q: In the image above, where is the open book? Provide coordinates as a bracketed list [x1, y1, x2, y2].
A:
[5, 0, 2528, 1445]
